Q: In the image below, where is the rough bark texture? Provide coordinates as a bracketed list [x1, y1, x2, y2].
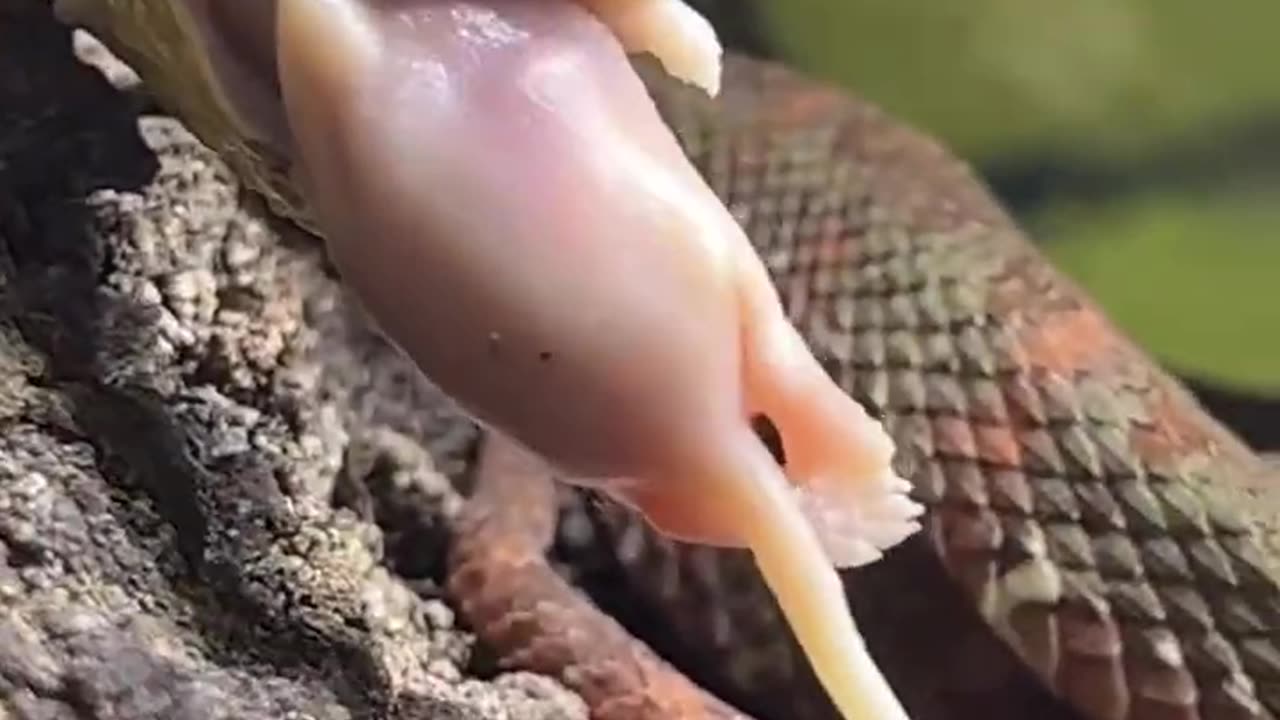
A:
[0, 5, 586, 718]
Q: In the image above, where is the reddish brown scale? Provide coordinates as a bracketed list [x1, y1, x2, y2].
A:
[1056, 597, 1130, 720]
[447, 55, 1280, 720]
[447, 437, 752, 720]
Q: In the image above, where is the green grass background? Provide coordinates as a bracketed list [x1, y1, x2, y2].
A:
[755, 1, 1280, 392]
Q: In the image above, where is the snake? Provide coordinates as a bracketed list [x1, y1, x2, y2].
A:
[56, 2, 1280, 719]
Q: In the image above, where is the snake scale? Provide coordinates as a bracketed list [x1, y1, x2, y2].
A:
[448, 57, 1280, 720]
[66, 4, 1280, 719]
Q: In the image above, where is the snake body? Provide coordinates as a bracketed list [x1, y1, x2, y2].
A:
[451, 57, 1280, 720]
[68, 5, 1280, 719]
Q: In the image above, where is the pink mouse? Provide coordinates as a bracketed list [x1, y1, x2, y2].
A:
[157, 1, 926, 717]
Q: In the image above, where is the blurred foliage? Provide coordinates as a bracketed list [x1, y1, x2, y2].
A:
[752, 0, 1280, 393]
[759, 0, 1280, 165]
[1036, 191, 1280, 392]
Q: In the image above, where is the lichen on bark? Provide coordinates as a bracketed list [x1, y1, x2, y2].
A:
[0, 4, 585, 718]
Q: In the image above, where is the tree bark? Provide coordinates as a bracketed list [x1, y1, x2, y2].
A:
[0, 4, 584, 718]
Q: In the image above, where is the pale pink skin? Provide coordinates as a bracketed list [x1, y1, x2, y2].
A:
[143, 2, 924, 716]
[164, 0, 920, 562]
[276, 0, 919, 558]
[282, 0, 746, 481]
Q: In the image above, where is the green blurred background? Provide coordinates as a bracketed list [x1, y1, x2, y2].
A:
[691, 0, 1280, 448]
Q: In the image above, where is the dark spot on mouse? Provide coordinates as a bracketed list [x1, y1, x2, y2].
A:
[750, 413, 786, 466]
[539, 350, 553, 362]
